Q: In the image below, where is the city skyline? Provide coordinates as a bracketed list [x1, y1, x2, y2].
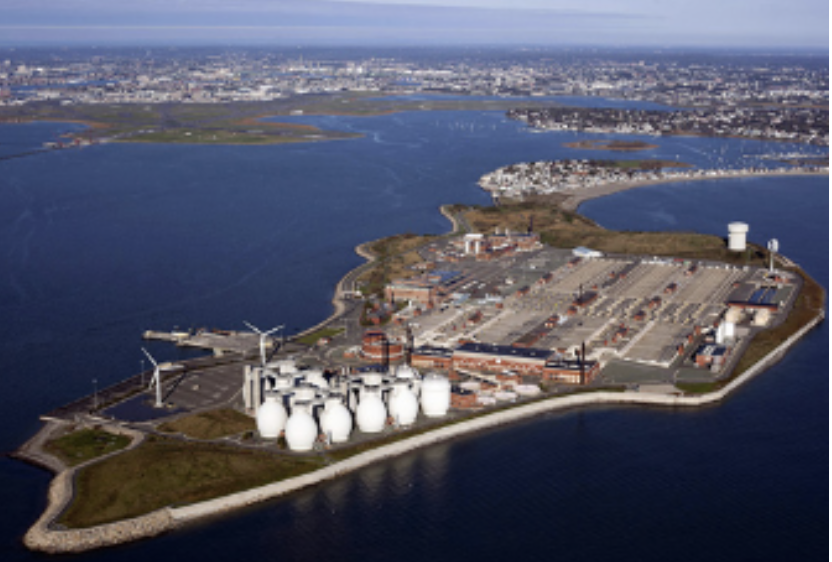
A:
[0, 0, 827, 49]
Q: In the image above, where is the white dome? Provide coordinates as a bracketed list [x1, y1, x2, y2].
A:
[388, 382, 419, 426]
[320, 397, 353, 443]
[293, 384, 317, 402]
[285, 402, 318, 451]
[420, 373, 450, 418]
[356, 390, 387, 433]
[256, 394, 287, 439]
[304, 369, 328, 389]
[395, 364, 419, 380]
[361, 371, 384, 386]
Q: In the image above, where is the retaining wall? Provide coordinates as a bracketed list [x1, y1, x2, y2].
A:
[25, 311, 824, 552]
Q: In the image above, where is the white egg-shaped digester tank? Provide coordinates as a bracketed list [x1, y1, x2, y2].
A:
[420, 373, 451, 418]
[395, 364, 418, 380]
[356, 386, 387, 433]
[292, 383, 317, 403]
[256, 393, 287, 439]
[388, 381, 419, 426]
[320, 394, 353, 443]
[285, 400, 318, 452]
[361, 371, 385, 386]
[303, 369, 328, 389]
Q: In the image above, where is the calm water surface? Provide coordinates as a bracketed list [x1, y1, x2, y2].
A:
[0, 107, 827, 561]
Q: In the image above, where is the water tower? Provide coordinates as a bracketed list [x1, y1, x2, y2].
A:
[767, 239, 779, 272]
[727, 222, 749, 252]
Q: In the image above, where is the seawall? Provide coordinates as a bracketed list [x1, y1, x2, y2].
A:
[172, 307, 825, 524]
[25, 307, 822, 553]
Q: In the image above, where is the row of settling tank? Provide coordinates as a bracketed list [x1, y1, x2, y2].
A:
[251, 362, 451, 452]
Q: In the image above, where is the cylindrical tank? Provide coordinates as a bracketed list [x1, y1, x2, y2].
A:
[728, 222, 749, 252]
[285, 401, 318, 452]
[356, 388, 387, 433]
[725, 308, 743, 323]
[320, 395, 353, 443]
[420, 373, 451, 417]
[256, 393, 287, 439]
[388, 381, 419, 426]
[724, 321, 736, 339]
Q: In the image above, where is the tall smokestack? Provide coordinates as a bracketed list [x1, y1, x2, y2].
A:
[580, 341, 586, 385]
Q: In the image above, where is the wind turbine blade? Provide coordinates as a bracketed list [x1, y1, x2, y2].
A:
[243, 321, 262, 334]
[141, 347, 158, 367]
[264, 324, 284, 336]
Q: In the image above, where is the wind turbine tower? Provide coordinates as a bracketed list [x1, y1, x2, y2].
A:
[244, 321, 285, 365]
[141, 347, 164, 408]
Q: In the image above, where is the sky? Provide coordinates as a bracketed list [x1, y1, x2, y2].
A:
[0, 0, 827, 49]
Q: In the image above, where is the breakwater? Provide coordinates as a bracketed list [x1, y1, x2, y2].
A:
[24, 308, 823, 553]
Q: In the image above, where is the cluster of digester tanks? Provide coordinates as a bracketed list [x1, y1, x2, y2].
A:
[243, 360, 451, 452]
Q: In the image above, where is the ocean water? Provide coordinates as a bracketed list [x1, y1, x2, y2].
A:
[0, 108, 827, 561]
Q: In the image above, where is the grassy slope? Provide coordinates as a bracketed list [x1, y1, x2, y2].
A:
[357, 233, 436, 297]
[157, 409, 255, 440]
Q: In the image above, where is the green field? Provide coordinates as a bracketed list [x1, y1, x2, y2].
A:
[158, 408, 256, 440]
[296, 327, 345, 346]
[61, 437, 324, 528]
[44, 428, 131, 467]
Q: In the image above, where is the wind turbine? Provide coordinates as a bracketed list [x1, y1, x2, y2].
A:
[243, 321, 284, 366]
[141, 347, 164, 408]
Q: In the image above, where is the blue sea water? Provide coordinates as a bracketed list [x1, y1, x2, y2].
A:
[0, 108, 827, 561]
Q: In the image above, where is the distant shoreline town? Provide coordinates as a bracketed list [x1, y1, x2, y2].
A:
[508, 107, 829, 146]
[478, 159, 829, 202]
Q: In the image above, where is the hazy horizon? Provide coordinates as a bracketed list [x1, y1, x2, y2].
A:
[0, 0, 827, 49]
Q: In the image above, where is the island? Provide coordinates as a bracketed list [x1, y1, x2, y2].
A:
[563, 139, 659, 151]
[15, 167, 826, 553]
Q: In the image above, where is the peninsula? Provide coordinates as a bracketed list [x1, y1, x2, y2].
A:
[16, 168, 826, 553]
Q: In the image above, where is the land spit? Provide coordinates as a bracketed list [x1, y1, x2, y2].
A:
[559, 169, 828, 212]
[23, 307, 824, 553]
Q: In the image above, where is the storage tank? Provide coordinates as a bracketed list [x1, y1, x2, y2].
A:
[256, 393, 287, 439]
[303, 369, 328, 389]
[395, 364, 419, 380]
[293, 383, 317, 402]
[273, 374, 294, 391]
[728, 222, 749, 252]
[361, 371, 385, 386]
[285, 401, 318, 452]
[388, 381, 419, 426]
[725, 308, 743, 323]
[420, 373, 451, 417]
[269, 359, 298, 376]
[320, 395, 353, 443]
[356, 388, 387, 433]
